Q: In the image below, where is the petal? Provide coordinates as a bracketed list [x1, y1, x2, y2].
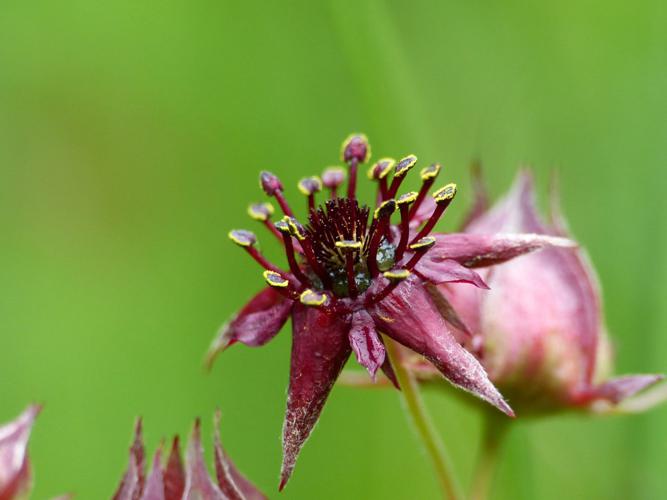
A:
[183, 420, 224, 500]
[213, 411, 266, 500]
[612, 380, 667, 414]
[142, 449, 166, 500]
[0, 405, 40, 500]
[206, 287, 292, 369]
[430, 232, 575, 268]
[348, 310, 386, 380]
[113, 418, 146, 500]
[415, 258, 489, 289]
[380, 353, 401, 389]
[588, 374, 664, 405]
[369, 276, 513, 416]
[163, 437, 185, 500]
[280, 305, 352, 490]
[424, 283, 473, 338]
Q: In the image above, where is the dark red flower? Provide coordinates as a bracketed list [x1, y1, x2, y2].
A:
[113, 413, 265, 500]
[0, 406, 40, 500]
[207, 134, 573, 489]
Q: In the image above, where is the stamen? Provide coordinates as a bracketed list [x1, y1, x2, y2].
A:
[411, 183, 457, 244]
[387, 154, 417, 199]
[322, 167, 346, 199]
[298, 176, 322, 212]
[383, 269, 411, 281]
[341, 134, 370, 199]
[405, 236, 436, 269]
[260, 171, 294, 217]
[365, 269, 411, 306]
[395, 191, 418, 262]
[367, 199, 397, 278]
[264, 270, 298, 300]
[409, 163, 441, 219]
[367, 158, 395, 204]
[336, 240, 362, 298]
[229, 229, 283, 275]
[247, 202, 282, 242]
[299, 289, 329, 307]
[285, 216, 330, 287]
[275, 219, 311, 286]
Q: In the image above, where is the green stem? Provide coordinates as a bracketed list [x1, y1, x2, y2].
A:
[383, 337, 463, 500]
[470, 412, 510, 500]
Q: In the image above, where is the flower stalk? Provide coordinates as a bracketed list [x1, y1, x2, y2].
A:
[470, 412, 510, 500]
[383, 336, 462, 500]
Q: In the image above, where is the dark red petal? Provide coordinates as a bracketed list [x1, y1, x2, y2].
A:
[415, 258, 489, 289]
[206, 287, 292, 369]
[280, 305, 352, 490]
[430, 232, 575, 268]
[142, 449, 166, 500]
[587, 375, 664, 404]
[163, 437, 185, 500]
[183, 420, 224, 500]
[0, 405, 40, 500]
[113, 418, 145, 500]
[380, 350, 401, 389]
[213, 412, 266, 500]
[369, 276, 513, 416]
[348, 310, 386, 380]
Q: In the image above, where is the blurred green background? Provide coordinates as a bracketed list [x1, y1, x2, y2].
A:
[1, 1, 666, 498]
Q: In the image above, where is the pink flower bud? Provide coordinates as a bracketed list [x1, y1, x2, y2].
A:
[441, 171, 663, 414]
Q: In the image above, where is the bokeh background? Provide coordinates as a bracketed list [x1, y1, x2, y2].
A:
[1, 1, 666, 498]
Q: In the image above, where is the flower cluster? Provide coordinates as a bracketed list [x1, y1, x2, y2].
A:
[207, 134, 574, 488]
[113, 413, 265, 500]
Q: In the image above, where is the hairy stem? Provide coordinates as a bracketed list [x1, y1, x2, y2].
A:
[470, 412, 510, 500]
[383, 337, 463, 500]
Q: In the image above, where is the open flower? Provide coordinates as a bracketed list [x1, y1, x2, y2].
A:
[423, 170, 664, 414]
[113, 413, 265, 500]
[207, 134, 573, 488]
[0, 406, 40, 500]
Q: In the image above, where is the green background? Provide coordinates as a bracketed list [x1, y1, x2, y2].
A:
[1, 1, 665, 498]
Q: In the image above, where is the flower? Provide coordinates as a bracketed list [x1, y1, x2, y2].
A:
[0, 405, 40, 500]
[113, 412, 265, 500]
[426, 170, 664, 414]
[207, 134, 573, 488]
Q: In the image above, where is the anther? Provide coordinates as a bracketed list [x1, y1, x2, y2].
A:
[276, 218, 310, 286]
[341, 134, 370, 200]
[248, 202, 282, 243]
[322, 167, 346, 199]
[383, 269, 411, 281]
[409, 163, 441, 219]
[395, 192, 418, 262]
[259, 171, 294, 217]
[264, 270, 289, 288]
[298, 176, 322, 212]
[405, 236, 436, 270]
[387, 154, 417, 199]
[229, 229, 283, 275]
[365, 269, 412, 306]
[367, 158, 395, 203]
[336, 239, 362, 298]
[300, 289, 329, 307]
[411, 183, 457, 244]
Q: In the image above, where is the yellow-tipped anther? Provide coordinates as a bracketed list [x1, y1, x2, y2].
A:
[228, 229, 257, 247]
[409, 236, 436, 251]
[335, 240, 363, 250]
[395, 154, 418, 178]
[420, 163, 441, 181]
[397, 191, 419, 206]
[367, 158, 395, 180]
[285, 216, 306, 241]
[374, 199, 397, 220]
[341, 133, 371, 163]
[264, 270, 289, 288]
[383, 269, 411, 281]
[297, 176, 323, 196]
[300, 289, 328, 307]
[247, 202, 275, 222]
[274, 220, 291, 234]
[433, 183, 457, 203]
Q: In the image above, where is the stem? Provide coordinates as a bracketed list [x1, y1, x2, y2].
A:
[470, 412, 510, 500]
[383, 337, 463, 500]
